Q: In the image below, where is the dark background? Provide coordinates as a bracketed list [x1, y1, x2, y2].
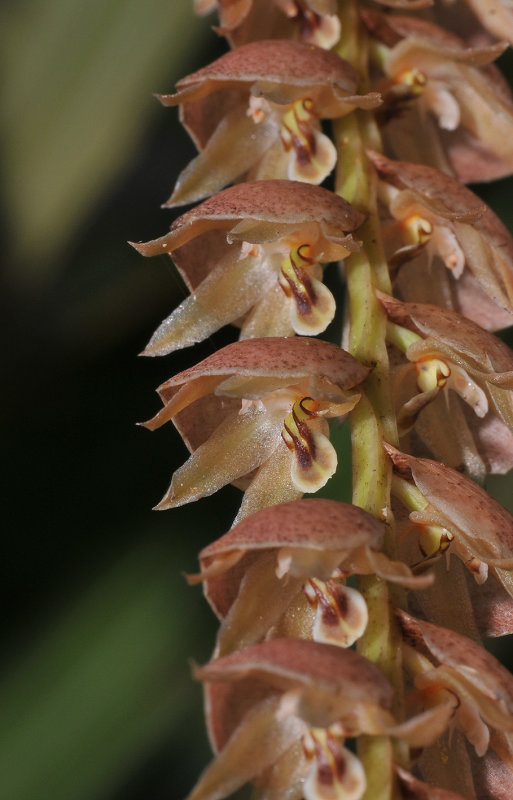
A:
[2, 2, 513, 799]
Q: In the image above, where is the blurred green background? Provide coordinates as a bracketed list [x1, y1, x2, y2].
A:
[2, 2, 513, 799]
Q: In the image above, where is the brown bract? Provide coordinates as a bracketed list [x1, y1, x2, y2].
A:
[133, 179, 364, 261]
[196, 637, 394, 718]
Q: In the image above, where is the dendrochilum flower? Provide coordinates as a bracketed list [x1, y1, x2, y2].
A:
[378, 293, 513, 472]
[195, 0, 342, 50]
[398, 611, 513, 762]
[187, 498, 432, 656]
[142, 337, 368, 521]
[158, 39, 380, 206]
[130, 181, 364, 354]
[187, 638, 454, 800]
[385, 443, 513, 598]
[361, 10, 513, 182]
[368, 151, 513, 332]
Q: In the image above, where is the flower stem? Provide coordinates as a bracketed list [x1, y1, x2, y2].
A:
[335, 5, 408, 796]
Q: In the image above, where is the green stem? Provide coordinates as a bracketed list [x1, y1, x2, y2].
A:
[335, 5, 408, 797]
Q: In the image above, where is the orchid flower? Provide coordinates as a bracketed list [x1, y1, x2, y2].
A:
[377, 293, 513, 475]
[398, 611, 513, 763]
[195, 0, 342, 49]
[385, 443, 513, 598]
[187, 498, 432, 656]
[142, 337, 368, 520]
[368, 151, 513, 332]
[361, 9, 513, 181]
[186, 638, 454, 800]
[130, 181, 364, 354]
[157, 39, 380, 206]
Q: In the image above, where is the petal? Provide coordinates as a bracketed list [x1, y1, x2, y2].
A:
[186, 695, 306, 800]
[167, 110, 278, 207]
[215, 551, 303, 656]
[143, 250, 276, 356]
[233, 439, 302, 525]
[155, 406, 283, 509]
[195, 638, 394, 711]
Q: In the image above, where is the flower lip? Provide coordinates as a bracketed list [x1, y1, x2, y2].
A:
[130, 180, 365, 260]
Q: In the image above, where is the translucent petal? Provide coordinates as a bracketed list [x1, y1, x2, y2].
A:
[156, 407, 283, 509]
[240, 284, 295, 339]
[144, 252, 275, 355]
[233, 439, 302, 525]
[187, 695, 306, 800]
[215, 551, 302, 656]
[167, 110, 279, 207]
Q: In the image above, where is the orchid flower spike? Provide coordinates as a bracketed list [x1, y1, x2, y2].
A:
[141, 337, 368, 520]
[158, 39, 380, 206]
[187, 498, 432, 656]
[130, 181, 364, 354]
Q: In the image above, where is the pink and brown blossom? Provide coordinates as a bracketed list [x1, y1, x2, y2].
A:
[378, 294, 513, 471]
[158, 39, 380, 206]
[188, 498, 431, 656]
[142, 337, 368, 520]
[361, 10, 513, 182]
[398, 611, 513, 761]
[385, 443, 513, 596]
[130, 181, 363, 353]
[368, 151, 513, 331]
[188, 638, 453, 800]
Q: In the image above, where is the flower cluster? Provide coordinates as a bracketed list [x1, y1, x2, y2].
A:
[133, 0, 513, 798]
